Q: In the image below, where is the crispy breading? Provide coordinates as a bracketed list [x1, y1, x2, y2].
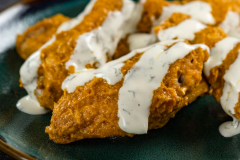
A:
[16, 14, 70, 60]
[46, 45, 209, 144]
[36, 0, 123, 110]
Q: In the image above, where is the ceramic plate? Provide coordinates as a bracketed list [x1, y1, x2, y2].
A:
[0, 0, 239, 159]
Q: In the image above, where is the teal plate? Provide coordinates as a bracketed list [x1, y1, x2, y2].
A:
[0, 0, 239, 159]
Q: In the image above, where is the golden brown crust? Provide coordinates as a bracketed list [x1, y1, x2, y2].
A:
[16, 14, 70, 60]
[207, 43, 240, 103]
[137, 0, 174, 33]
[45, 45, 209, 144]
[36, 0, 123, 110]
[191, 27, 227, 49]
[154, 13, 191, 34]
[112, 35, 130, 60]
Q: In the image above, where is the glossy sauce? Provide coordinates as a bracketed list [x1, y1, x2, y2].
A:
[127, 33, 157, 51]
[19, 37, 56, 109]
[219, 51, 240, 137]
[62, 45, 153, 93]
[204, 36, 240, 137]
[219, 119, 240, 137]
[17, 96, 50, 115]
[155, 1, 215, 26]
[157, 19, 206, 41]
[65, 0, 137, 72]
[219, 11, 240, 39]
[204, 37, 240, 77]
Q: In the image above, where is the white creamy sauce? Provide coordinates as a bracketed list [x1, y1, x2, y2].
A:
[140, 0, 147, 4]
[219, 51, 240, 137]
[219, 11, 240, 39]
[204, 37, 240, 77]
[118, 42, 209, 134]
[65, 0, 139, 72]
[155, 1, 215, 26]
[19, 37, 56, 108]
[18, 0, 98, 114]
[128, 33, 157, 51]
[62, 40, 183, 93]
[16, 96, 50, 115]
[62, 46, 153, 93]
[219, 119, 240, 137]
[157, 19, 206, 41]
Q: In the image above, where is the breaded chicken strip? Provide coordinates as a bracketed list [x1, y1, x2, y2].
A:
[203, 36, 240, 137]
[46, 41, 209, 143]
[16, 14, 70, 60]
[20, 0, 138, 111]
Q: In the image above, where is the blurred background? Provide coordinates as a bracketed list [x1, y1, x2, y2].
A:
[1, 2, 21, 160]
[0, 0, 20, 11]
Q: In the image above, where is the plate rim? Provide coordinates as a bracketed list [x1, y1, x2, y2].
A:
[0, 139, 36, 160]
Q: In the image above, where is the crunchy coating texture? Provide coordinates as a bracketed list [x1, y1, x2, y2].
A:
[154, 13, 227, 49]
[154, 13, 191, 34]
[207, 43, 240, 105]
[191, 27, 227, 49]
[16, 14, 70, 60]
[36, 0, 123, 110]
[45, 46, 209, 144]
[153, 13, 190, 32]
[137, 0, 173, 33]
[206, 42, 240, 121]
[112, 35, 130, 60]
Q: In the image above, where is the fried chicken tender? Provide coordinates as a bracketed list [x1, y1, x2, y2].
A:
[35, 0, 123, 110]
[45, 42, 209, 144]
[154, 13, 227, 49]
[16, 14, 70, 60]
[206, 43, 240, 111]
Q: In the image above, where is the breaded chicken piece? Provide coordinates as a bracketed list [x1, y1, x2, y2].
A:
[203, 36, 240, 136]
[205, 41, 240, 113]
[34, 0, 124, 110]
[154, 13, 227, 49]
[139, 0, 240, 34]
[45, 41, 209, 144]
[20, 0, 157, 111]
[16, 14, 70, 60]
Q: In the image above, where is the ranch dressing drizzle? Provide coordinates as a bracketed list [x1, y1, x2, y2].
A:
[118, 42, 209, 134]
[18, 0, 98, 115]
[154, 1, 215, 26]
[62, 46, 152, 93]
[219, 11, 240, 39]
[127, 33, 157, 51]
[219, 50, 240, 137]
[157, 19, 206, 41]
[62, 40, 183, 93]
[16, 95, 49, 115]
[65, 0, 140, 72]
[204, 37, 240, 77]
